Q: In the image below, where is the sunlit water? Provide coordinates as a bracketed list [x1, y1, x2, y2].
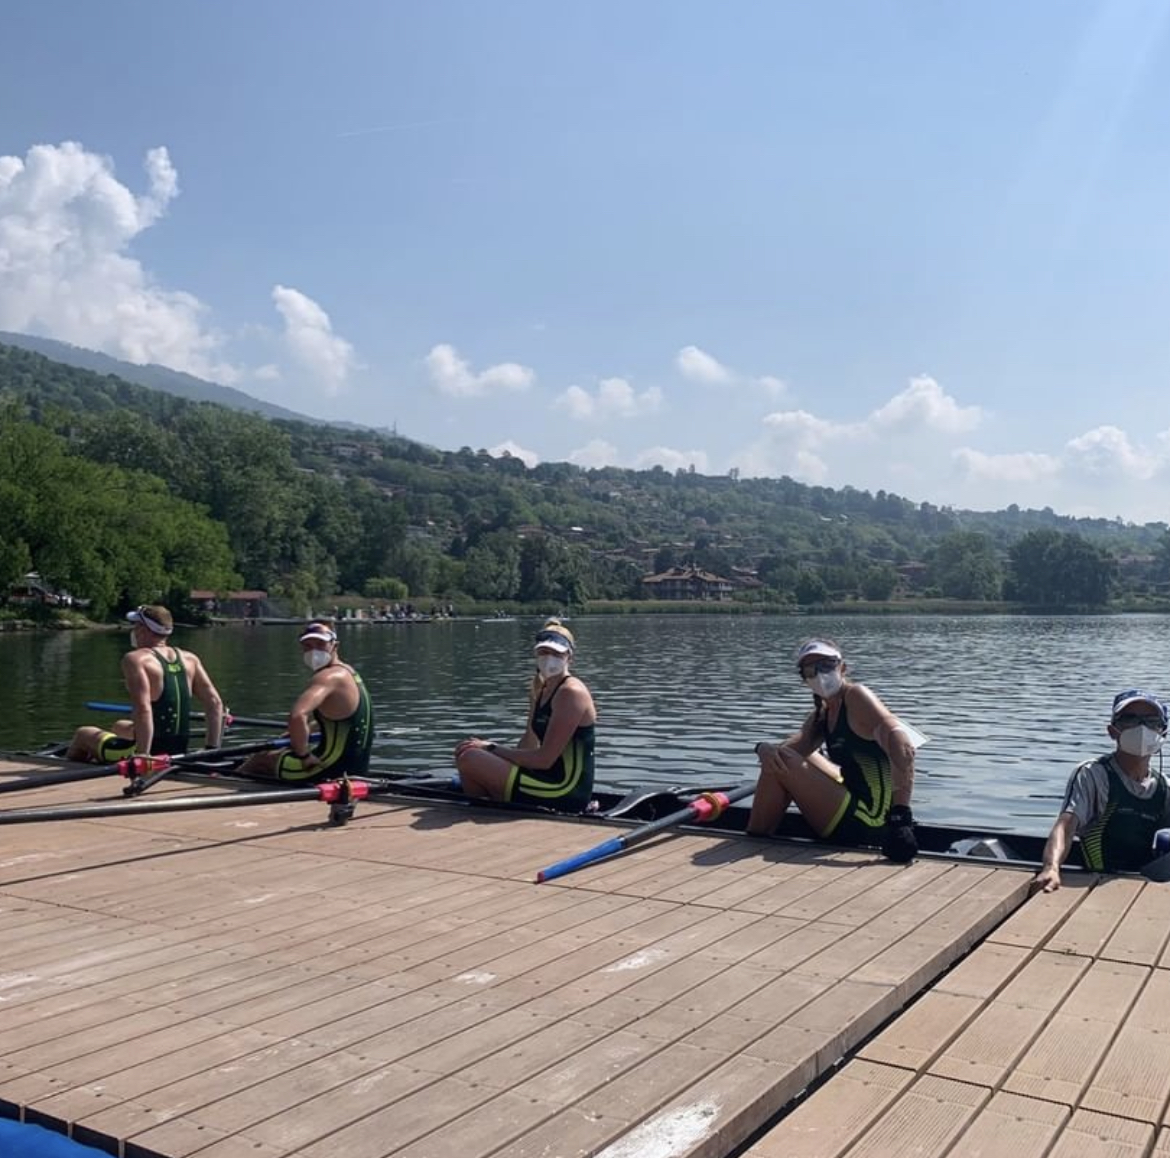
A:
[2, 614, 1167, 836]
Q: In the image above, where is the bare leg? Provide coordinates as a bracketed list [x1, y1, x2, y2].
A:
[455, 747, 514, 800]
[746, 752, 793, 835]
[238, 751, 280, 777]
[66, 725, 104, 762]
[747, 747, 850, 837]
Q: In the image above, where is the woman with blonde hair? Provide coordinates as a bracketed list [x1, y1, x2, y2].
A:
[454, 619, 597, 812]
[747, 637, 918, 862]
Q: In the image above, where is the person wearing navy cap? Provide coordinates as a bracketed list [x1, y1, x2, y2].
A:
[747, 637, 919, 862]
[1035, 689, 1170, 892]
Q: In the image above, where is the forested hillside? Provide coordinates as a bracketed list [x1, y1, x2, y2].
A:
[2, 340, 1167, 617]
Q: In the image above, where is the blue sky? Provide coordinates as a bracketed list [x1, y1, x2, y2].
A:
[3, 1, 1170, 521]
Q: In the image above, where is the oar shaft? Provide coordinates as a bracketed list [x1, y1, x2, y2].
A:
[0, 788, 323, 825]
[0, 765, 119, 795]
[535, 782, 755, 883]
[84, 702, 286, 730]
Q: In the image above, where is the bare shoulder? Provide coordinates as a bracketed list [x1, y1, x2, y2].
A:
[844, 682, 893, 727]
[557, 676, 596, 715]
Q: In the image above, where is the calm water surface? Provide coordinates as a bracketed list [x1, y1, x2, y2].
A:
[2, 614, 1167, 836]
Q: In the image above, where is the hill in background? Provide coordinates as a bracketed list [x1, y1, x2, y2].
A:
[0, 330, 327, 426]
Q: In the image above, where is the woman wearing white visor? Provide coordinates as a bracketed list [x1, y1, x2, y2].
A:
[454, 618, 596, 812]
[748, 637, 918, 862]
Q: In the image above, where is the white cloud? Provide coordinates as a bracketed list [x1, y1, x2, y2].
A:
[271, 285, 357, 397]
[1064, 424, 1154, 479]
[633, 446, 711, 473]
[489, 440, 539, 467]
[567, 439, 619, 468]
[755, 374, 788, 398]
[736, 376, 986, 491]
[253, 363, 282, 381]
[952, 448, 1062, 483]
[556, 376, 663, 421]
[676, 344, 732, 384]
[425, 343, 534, 397]
[0, 140, 238, 382]
[871, 375, 983, 435]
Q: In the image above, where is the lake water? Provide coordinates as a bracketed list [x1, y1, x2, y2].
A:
[2, 613, 1167, 837]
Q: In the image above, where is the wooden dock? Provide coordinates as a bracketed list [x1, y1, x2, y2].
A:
[744, 873, 1170, 1158]
[0, 756, 1039, 1157]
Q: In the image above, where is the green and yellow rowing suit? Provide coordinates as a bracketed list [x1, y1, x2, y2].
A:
[274, 668, 374, 782]
[96, 647, 192, 760]
[817, 695, 893, 845]
[503, 679, 594, 812]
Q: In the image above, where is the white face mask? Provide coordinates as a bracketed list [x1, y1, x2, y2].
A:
[805, 670, 843, 698]
[536, 654, 568, 680]
[303, 648, 333, 672]
[1118, 725, 1164, 758]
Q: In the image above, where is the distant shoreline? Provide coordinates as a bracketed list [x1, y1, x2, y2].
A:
[5, 597, 1169, 633]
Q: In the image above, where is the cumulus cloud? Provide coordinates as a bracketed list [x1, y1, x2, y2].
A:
[489, 440, 539, 467]
[675, 344, 786, 397]
[952, 448, 1062, 483]
[271, 285, 357, 396]
[0, 140, 238, 381]
[871, 375, 982, 435]
[633, 446, 711, 473]
[556, 377, 663, 421]
[735, 375, 985, 490]
[1064, 425, 1154, 479]
[425, 343, 535, 397]
[253, 363, 282, 382]
[676, 345, 732, 385]
[567, 439, 619, 468]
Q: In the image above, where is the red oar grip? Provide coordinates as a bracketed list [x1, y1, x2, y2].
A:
[116, 754, 172, 777]
[690, 791, 731, 822]
[316, 780, 370, 803]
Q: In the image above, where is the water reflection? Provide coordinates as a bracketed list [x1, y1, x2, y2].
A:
[2, 613, 1166, 836]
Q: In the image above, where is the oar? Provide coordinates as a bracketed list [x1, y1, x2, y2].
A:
[0, 736, 303, 797]
[84, 701, 287, 730]
[535, 782, 756, 883]
[0, 774, 463, 827]
[123, 734, 319, 796]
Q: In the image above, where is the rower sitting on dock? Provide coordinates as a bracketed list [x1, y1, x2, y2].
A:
[239, 623, 374, 782]
[1035, 688, 1170, 892]
[453, 618, 596, 812]
[67, 604, 224, 762]
[747, 637, 918, 862]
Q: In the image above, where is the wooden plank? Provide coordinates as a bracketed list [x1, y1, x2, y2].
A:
[943, 1090, 1069, 1157]
[1080, 972, 1170, 1122]
[929, 951, 1089, 1089]
[1046, 1108, 1154, 1157]
[1044, 876, 1144, 958]
[985, 876, 1094, 948]
[741, 1059, 913, 1158]
[834, 1073, 989, 1158]
[858, 991, 983, 1071]
[1002, 958, 1146, 1104]
[1100, 882, 1170, 966]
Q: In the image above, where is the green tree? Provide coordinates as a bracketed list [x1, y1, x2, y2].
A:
[1007, 530, 1116, 606]
[794, 570, 828, 605]
[861, 564, 898, 601]
[930, 532, 1003, 600]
